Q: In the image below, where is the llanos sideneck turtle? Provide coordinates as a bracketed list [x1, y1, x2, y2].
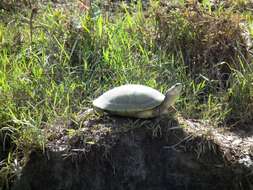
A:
[93, 83, 182, 119]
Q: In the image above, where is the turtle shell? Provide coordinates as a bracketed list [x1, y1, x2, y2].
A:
[93, 84, 165, 112]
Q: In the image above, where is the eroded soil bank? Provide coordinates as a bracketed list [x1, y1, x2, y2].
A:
[12, 115, 253, 190]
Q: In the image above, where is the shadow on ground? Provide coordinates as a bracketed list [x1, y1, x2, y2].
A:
[12, 115, 253, 190]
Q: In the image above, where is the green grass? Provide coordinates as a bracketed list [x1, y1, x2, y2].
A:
[0, 0, 252, 188]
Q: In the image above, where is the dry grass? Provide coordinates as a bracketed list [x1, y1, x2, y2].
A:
[156, 1, 251, 88]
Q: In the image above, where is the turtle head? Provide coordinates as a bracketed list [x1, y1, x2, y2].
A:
[165, 83, 182, 97]
[160, 83, 182, 114]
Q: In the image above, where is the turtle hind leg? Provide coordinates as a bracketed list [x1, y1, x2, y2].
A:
[134, 109, 159, 119]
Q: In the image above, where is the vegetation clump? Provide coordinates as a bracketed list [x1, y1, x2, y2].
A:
[156, 0, 252, 87]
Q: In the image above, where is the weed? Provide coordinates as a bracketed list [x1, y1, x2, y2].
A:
[224, 63, 253, 125]
[156, 1, 251, 88]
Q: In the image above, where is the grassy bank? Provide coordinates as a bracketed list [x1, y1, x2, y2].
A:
[0, 0, 252, 188]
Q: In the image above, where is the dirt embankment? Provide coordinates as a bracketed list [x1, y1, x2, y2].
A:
[12, 115, 253, 190]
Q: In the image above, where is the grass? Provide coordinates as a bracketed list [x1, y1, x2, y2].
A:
[0, 0, 252, 188]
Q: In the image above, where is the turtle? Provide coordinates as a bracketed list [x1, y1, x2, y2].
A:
[92, 83, 182, 119]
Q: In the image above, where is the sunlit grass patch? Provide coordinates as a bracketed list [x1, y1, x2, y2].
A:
[0, 0, 252, 188]
[224, 63, 253, 125]
[155, 1, 251, 88]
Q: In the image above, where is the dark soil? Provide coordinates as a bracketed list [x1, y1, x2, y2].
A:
[11, 115, 253, 190]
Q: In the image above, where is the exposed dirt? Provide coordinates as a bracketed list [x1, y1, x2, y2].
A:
[11, 113, 253, 190]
